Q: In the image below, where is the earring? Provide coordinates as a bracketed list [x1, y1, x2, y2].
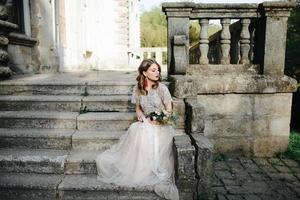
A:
[144, 76, 148, 88]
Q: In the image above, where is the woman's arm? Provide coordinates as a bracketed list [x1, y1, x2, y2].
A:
[164, 101, 173, 114]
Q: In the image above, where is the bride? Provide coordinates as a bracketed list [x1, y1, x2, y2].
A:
[95, 59, 179, 200]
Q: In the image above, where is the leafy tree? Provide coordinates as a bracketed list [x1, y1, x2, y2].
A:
[141, 6, 167, 47]
[285, 5, 300, 82]
[141, 6, 221, 47]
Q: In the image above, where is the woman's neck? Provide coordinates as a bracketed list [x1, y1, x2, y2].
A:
[146, 78, 156, 90]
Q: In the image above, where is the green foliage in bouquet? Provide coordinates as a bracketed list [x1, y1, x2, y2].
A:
[147, 110, 178, 125]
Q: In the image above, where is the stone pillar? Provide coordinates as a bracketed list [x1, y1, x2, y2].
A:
[0, 5, 17, 79]
[163, 3, 193, 76]
[167, 17, 189, 75]
[259, 1, 296, 76]
[220, 18, 231, 64]
[239, 18, 251, 65]
[199, 19, 209, 65]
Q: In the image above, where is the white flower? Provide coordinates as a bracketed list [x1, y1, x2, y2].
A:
[153, 116, 157, 120]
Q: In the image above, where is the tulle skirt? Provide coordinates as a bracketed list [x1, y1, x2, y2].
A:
[95, 118, 179, 200]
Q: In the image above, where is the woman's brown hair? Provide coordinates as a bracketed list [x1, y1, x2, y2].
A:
[136, 59, 162, 95]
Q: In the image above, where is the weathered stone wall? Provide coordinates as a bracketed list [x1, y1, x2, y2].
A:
[186, 93, 292, 157]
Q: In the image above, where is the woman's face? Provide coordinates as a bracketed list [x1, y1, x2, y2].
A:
[143, 63, 160, 81]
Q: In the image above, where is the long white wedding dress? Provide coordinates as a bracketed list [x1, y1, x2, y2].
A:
[95, 82, 179, 200]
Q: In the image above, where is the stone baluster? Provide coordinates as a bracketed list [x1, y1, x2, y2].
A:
[249, 24, 255, 63]
[155, 49, 162, 65]
[220, 18, 231, 64]
[239, 19, 251, 65]
[199, 19, 209, 65]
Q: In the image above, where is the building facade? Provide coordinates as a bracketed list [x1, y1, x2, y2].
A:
[4, 0, 141, 74]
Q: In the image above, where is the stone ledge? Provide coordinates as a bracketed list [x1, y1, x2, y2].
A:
[170, 74, 297, 97]
[187, 64, 259, 75]
[8, 32, 37, 47]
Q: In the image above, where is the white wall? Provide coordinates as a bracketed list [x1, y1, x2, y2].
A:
[58, 0, 140, 71]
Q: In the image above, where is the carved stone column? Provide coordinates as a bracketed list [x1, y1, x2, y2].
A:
[199, 19, 209, 65]
[220, 18, 231, 64]
[239, 18, 251, 65]
[0, 5, 17, 79]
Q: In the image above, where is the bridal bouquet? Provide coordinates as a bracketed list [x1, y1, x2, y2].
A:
[147, 110, 178, 125]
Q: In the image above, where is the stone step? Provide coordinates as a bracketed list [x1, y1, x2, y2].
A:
[0, 148, 69, 174]
[58, 174, 164, 200]
[0, 95, 135, 112]
[0, 81, 136, 96]
[0, 173, 163, 200]
[0, 172, 62, 200]
[65, 150, 102, 174]
[0, 95, 82, 112]
[0, 128, 74, 150]
[77, 112, 135, 131]
[0, 111, 78, 129]
[81, 95, 134, 112]
[72, 130, 123, 150]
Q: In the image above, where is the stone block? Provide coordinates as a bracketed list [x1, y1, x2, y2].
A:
[191, 134, 214, 198]
[253, 136, 289, 157]
[252, 115, 291, 137]
[185, 98, 205, 134]
[203, 116, 253, 137]
[173, 135, 196, 180]
[253, 93, 292, 116]
[211, 137, 252, 157]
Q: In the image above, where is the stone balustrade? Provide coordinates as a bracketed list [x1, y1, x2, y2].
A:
[163, 1, 296, 76]
[162, 0, 298, 163]
[0, 5, 17, 79]
[128, 47, 167, 72]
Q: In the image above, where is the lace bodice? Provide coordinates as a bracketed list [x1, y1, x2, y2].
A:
[131, 82, 173, 115]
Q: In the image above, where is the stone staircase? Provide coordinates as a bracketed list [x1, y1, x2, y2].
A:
[0, 73, 186, 200]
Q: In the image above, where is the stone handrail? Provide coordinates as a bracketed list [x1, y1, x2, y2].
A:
[162, 1, 296, 76]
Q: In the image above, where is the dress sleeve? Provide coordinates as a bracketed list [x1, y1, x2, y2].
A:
[131, 85, 140, 105]
[160, 83, 173, 105]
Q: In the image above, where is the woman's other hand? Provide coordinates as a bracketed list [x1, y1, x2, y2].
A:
[148, 118, 160, 125]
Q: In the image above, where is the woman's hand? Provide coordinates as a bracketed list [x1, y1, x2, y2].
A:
[136, 109, 145, 122]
